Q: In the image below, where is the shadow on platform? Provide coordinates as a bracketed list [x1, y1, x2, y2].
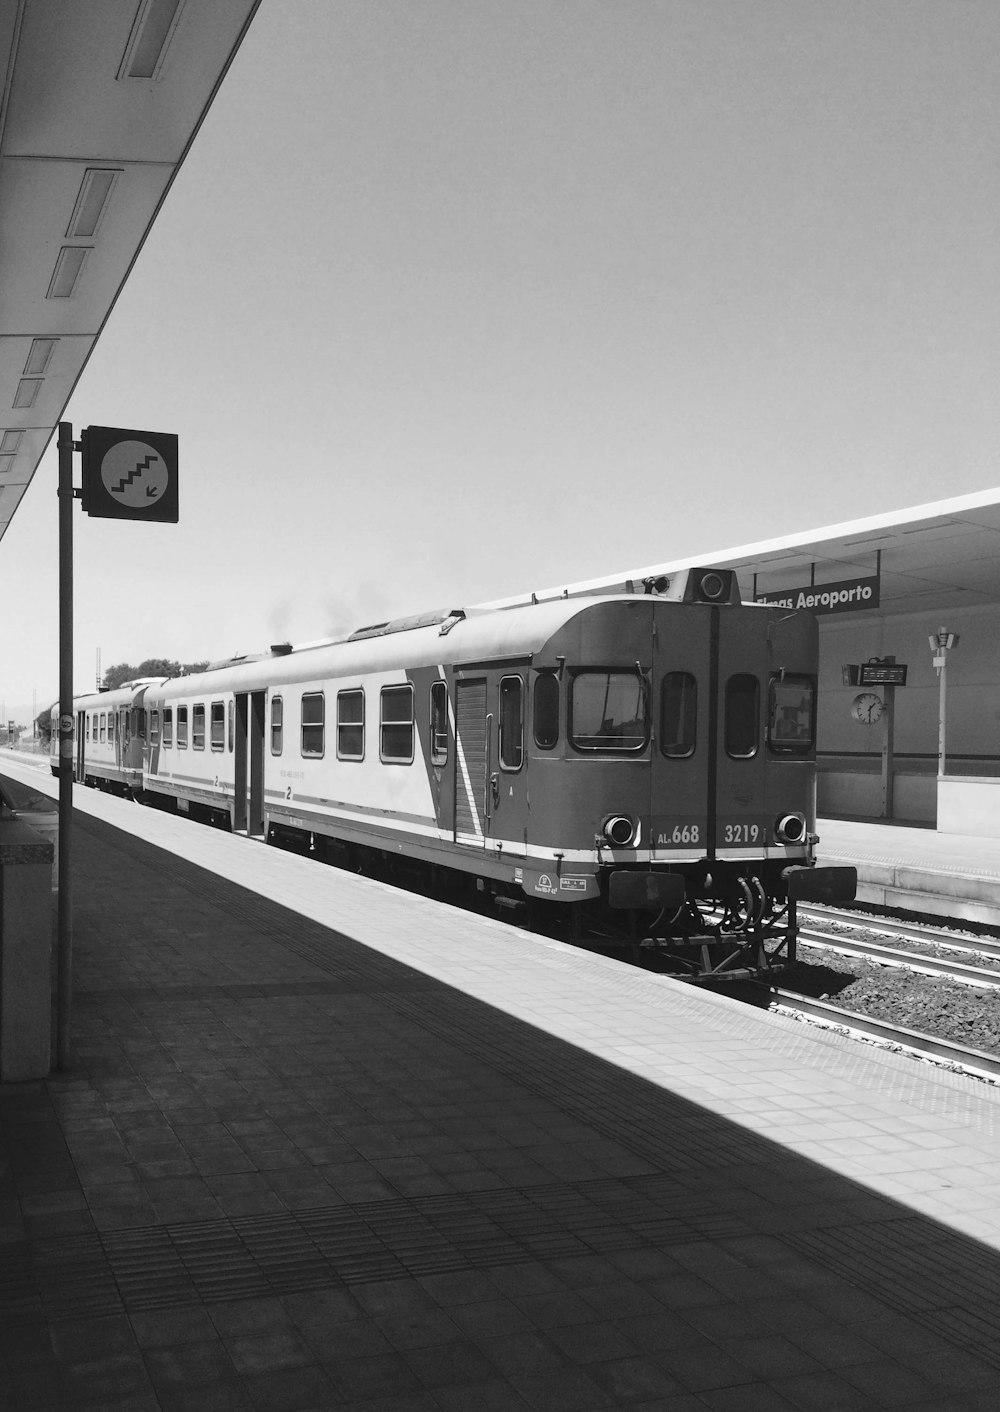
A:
[1, 809, 999, 1409]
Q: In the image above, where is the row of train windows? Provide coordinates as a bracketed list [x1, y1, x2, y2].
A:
[134, 670, 813, 765]
[85, 710, 145, 744]
[537, 670, 814, 758]
[145, 687, 423, 764]
[150, 703, 227, 751]
[86, 712, 116, 743]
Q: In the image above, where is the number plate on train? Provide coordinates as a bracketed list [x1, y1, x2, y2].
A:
[652, 819, 704, 848]
[716, 818, 769, 846]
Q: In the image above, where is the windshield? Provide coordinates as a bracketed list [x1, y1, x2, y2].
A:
[570, 671, 648, 752]
[768, 674, 815, 753]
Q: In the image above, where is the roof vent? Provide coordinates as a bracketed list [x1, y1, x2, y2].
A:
[270, 643, 293, 656]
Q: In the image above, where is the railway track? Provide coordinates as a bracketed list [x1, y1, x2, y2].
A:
[797, 905, 1000, 987]
[761, 984, 1000, 1084]
[800, 904, 1000, 961]
[754, 905, 1000, 1082]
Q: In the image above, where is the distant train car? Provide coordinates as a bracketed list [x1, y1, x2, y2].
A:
[136, 570, 854, 980]
[51, 679, 164, 795]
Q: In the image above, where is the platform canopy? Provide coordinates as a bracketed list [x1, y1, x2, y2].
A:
[0, 0, 260, 544]
[476, 486, 1000, 619]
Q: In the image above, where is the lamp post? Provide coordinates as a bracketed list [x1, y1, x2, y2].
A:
[929, 627, 959, 778]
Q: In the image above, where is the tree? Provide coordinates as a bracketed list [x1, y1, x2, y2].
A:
[101, 658, 213, 690]
[101, 662, 137, 690]
[35, 707, 53, 744]
[136, 657, 180, 678]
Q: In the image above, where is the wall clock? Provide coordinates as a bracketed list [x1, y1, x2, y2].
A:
[851, 692, 884, 724]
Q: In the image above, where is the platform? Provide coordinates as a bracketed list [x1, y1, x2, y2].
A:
[1, 754, 1000, 1409]
[816, 816, 1000, 927]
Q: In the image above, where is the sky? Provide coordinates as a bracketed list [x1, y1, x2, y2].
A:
[3, 0, 1000, 720]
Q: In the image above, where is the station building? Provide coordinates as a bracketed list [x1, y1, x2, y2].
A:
[707, 489, 1000, 834]
[481, 486, 1000, 836]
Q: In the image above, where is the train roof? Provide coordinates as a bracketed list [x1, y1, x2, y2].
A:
[141, 594, 699, 698]
[63, 678, 167, 712]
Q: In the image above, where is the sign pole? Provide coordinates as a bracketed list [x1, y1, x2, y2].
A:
[57, 421, 76, 1070]
[880, 676, 896, 819]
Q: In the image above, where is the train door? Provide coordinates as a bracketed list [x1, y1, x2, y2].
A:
[454, 678, 487, 846]
[453, 675, 528, 856]
[488, 673, 528, 857]
[649, 606, 713, 859]
[233, 690, 266, 835]
[649, 598, 769, 861]
[75, 709, 86, 782]
[714, 608, 769, 851]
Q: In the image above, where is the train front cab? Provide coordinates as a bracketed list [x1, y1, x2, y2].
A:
[456, 573, 855, 981]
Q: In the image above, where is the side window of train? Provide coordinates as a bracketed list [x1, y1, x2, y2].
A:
[569, 671, 649, 752]
[99, 712, 106, 743]
[177, 705, 189, 749]
[210, 701, 225, 752]
[498, 676, 523, 770]
[337, 689, 364, 760]
[192, 704, 206, 750]
[270, 696, 283, 755]
[150, 709, 160, 745]
[768, 674, 815, 755]
[430, 682, 448, 766]
[380, 685, 413, 764]
[724, 674, 759, 758]
[163, 708, 173, 747]
[660, 672, 697, 758]
[138, 709, 147, 741]
[301, 692, 325, 757]
[533, 673, 559, 749]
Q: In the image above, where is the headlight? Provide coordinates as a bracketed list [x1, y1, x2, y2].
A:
[602, 814, 636, 847]
[775, 812, 807, 844]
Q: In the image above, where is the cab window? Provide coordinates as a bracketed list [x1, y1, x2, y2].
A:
[533, 673, 559, 749]
[430, 682, 448, 766]
[499, 676, 523, 769]
[768, 674, 815, 755]
[725, 675, 759, 758]
[660, 672, 696, 758]
[569, 672, 648, 752]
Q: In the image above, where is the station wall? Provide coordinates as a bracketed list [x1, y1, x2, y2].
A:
[816, 601, 1000, 823]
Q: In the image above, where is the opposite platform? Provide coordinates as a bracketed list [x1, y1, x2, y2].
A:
[816, 816, 1000, 926]
[1, 756, 1000, 1409]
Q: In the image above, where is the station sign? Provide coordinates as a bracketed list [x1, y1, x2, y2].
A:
[859, 661, 908, 686]
[80, 425, 178, 522]
[754, 573, 879, 616]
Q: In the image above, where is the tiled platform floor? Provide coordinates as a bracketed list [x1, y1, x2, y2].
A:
[2, 759, 1000, 1409]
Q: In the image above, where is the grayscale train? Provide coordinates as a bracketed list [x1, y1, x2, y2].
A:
[52, 568, 856, 980]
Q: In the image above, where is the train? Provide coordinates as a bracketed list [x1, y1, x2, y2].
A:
[52, 567, 856, 980]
